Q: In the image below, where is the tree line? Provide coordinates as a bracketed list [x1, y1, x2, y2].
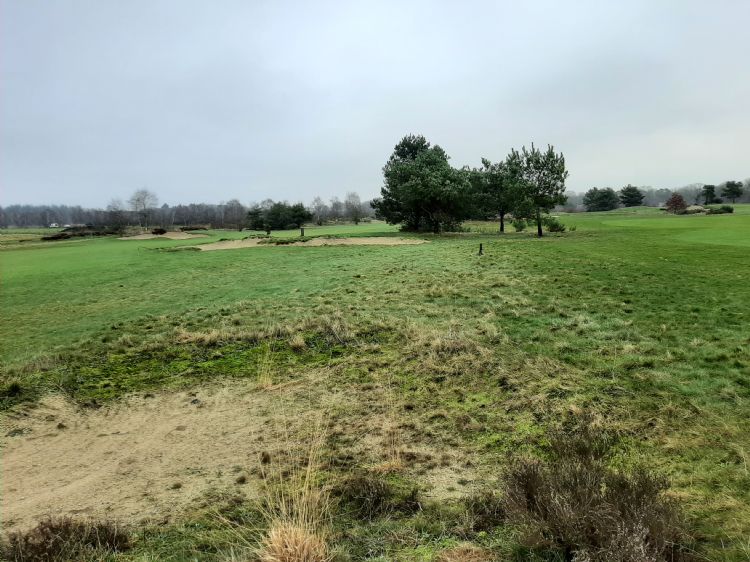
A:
[0, 191, 374, 229]
[373, 134, 568, 236]
[580, 180, 748, 212]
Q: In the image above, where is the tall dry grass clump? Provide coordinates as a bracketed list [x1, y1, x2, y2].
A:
[257, 423, 332, 562]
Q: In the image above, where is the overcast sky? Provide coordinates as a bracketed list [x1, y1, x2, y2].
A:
[2, 0, 748, 207]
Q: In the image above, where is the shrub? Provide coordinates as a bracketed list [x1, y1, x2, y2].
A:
[334, 472, 394, 520]
[462, 490, 505, 532]
[1, 379, 23, 397]
[151, 227, 167, 235]
[511, 218, 527, 232]
[665, 193, 688, 214]
[502, 422, 693, 562]
[542, 216, 566, 233]
[333, 472, 421, 520]
[1, 517, 130, 561]
[707, 205, 734, 215]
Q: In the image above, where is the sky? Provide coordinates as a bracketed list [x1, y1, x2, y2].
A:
[1, 0, 749, 207]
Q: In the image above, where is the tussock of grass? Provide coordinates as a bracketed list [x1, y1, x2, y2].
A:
[1, 517, 130, 561]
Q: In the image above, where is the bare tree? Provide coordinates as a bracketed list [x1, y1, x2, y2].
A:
[106, 198, 128, 230]
[344, 192, 363, 224]
[329, 196, 343, 221]
[224, 199, 246, 230]
[128, 189, 159, 226]
[310, 196, 329, 225]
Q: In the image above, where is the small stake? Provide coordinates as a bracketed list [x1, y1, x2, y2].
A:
[478, 243, 484, 256]
[300, 227, 305, 237]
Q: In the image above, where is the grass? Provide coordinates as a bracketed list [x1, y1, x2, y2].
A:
[1, 208, 749, 560]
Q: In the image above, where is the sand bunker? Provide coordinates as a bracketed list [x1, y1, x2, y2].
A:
[118, 231, 207, 240]
[2, 375, 474, 531]
[199, 236, 427, 251]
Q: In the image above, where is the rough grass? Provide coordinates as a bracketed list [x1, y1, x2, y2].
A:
[2, 209, 750, 559]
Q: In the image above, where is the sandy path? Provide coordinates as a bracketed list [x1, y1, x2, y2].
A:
[2, 371, 475, 532]
[198, 236, 427, 251]
[1, 383, 330, 530]
[118, 232, 207, 240]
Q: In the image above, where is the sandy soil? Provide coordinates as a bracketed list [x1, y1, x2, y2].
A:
[198, 236, 427, 251]
[118, 231, 207, 240]
[1, 374, 474, 532]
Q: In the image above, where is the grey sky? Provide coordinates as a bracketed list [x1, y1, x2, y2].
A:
[2, 0, 748, 207]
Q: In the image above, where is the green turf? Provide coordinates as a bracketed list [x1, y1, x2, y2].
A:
[2, 209, 749, 560]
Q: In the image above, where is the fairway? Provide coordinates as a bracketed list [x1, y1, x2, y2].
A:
[2, 209, 750, 560]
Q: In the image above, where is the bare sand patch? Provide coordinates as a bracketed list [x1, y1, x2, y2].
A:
[198, 236, 427, 251]
[118, 231, 207, 240]
[1, 373, 475, 532]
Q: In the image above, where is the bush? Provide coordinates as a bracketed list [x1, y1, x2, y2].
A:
[511, 218, 527, 232]
[1, 517, 130, 561]
[707, 205, 734, 215]
[542, 216, 566, 233]
[665, 193, 688, 214]
[333, 472, 421, 520]
[462, 490, 505, 532]
[502, 421, 693, 561]
[151, 227, 167, 235]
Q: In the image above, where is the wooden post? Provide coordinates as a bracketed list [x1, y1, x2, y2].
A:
[478, 243, 483, 256]
[300, 227, 305, 237]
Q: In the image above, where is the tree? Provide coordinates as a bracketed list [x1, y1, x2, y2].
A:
[665, 193, 687, 213]
[619, 185, 644, 207]
[518, 144, 568, 237]
[329, 197, 344, 221]
[372, 134, 471, 233]
[223, 199, 246, 231]
[246, 201, 311, 233]
[311, 197, 329, 225]
[344, 192, 363, 224]
[700, 184, 720, 205]
[721, 181, 744, 203]
[470, 154, 526, 233]
[128, 189, 159, 226]
[106, 199, 128, 230]
[583, 187, 620, 212]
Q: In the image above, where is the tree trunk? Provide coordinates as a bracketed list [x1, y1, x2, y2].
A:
[499, 212, 505, 233]
[536, 209, 543, 237]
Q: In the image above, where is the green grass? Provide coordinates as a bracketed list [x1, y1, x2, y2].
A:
[2, 208, 749, 560]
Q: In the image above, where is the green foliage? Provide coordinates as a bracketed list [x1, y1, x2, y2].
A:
[721, 180, 744, 203]
[700, 184, 721, 205]
[469, 153, 526, 233]
[373, 135, 472, 232]
[511, 217, 527, 232]
[542, 215, 566, 232]
[246, 201, 312, 232]
[583, 187, 620, 211]
[707, 204, 734, 214]
[518, 144, 569, 236]
[619, 184, 645, 207]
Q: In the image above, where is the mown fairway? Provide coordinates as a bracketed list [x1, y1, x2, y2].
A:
[2, 208, 749, 560]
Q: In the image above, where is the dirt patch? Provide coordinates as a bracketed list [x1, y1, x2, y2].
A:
[118, 232, 207, 240]
[198, 237, 427, 251]
[1, 374, 474, 532]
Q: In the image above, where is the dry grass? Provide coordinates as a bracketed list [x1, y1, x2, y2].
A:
[256, 421, 331, 562]
[1, 516, 130, 561]
[435, 544, 495, 562]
